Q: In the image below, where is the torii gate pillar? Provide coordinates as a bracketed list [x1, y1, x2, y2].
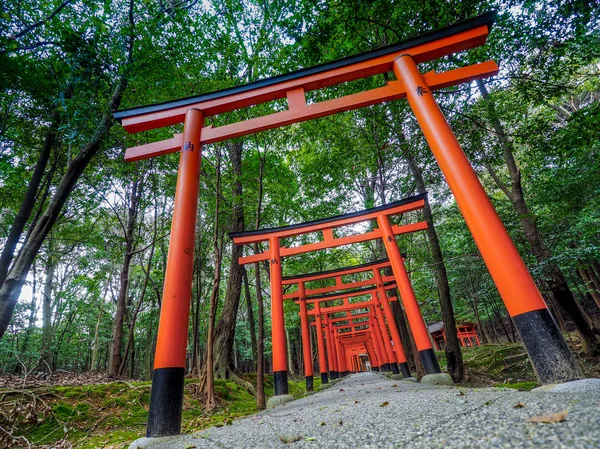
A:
[394, 55, 579, 383]
[147, 109, 203, 437]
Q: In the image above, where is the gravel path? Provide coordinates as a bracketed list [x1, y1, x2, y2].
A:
[130, 372, 600, 449]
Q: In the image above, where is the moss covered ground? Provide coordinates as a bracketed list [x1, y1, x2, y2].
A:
[0, 375, 321, 449]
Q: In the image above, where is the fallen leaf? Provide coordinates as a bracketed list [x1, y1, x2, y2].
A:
[214, 423, 225, 427]
[514, 402, 526, 409]
[457, 390, 465, 396]
[320, 422, 326, 426]
[279, 435, 303, 444]
[339, 388, 345, 392]
[391, 384, 398, 387]
[305, 437, 317, 441]
[184, 445, 197, 449]
[354, 400, 360, 404]
[338, 420, 343, 426]
[527, 410, 568, 424]
[380, 401, 389, 407]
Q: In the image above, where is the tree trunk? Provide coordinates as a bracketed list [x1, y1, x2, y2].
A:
[0, 84, 73, 289]
[254, 150, 266, 409]
[0, 68, 130, 339]
[477, 80, 599, 355]
[40, 246, 55, 372]
[579, 267, 600, 309]
[243, 268, 257, 370]
[205, 150, 222, 413]
[405, 150, 465, 382]
[213, 140, 245, 378]
[110, 178, 141, 376]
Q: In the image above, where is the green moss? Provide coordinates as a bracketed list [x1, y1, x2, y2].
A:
[493, 381, 538, 390]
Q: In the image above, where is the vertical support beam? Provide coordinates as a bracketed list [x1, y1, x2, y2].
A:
[323, 314, 338, 379]
[365, 337, 378, 371]
[298, 282, 314, 391]
[394, 55, 579, 384]
[373, 269, 412, 378]
[315, 303, 328, 384]
[147, 109, 203, 437]
[370, 315, 389, 371]
[335, 335, 345, 377]
[377, 213, 441, 374]
[269, 236, 289, 395]
[372, 294, 398, 373]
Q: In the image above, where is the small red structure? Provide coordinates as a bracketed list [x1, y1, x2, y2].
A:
[428, 321, 480, 350]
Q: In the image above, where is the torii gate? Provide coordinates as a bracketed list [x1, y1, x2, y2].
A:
[114, 12, 578, 437]
[284, 258, 420, 384]
[306, 289, 405, 377]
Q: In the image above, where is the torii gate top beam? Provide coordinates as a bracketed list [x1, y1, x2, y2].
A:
[114, 12, 495, 135]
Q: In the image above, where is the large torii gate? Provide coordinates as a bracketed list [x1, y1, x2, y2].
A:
[114, 12, 578, 438]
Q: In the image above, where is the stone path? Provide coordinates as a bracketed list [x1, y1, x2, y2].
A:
[130, 372, 600, 449]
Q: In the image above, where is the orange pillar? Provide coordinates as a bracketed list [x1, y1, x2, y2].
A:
[323, 314, 339, 379]
[269, 236, 289, 395]
[315, 303, 328, 384]
[373, 269, 411, 378]
[370, 315, 388, 371]
[365, 337, 378, 371]
[372, 299, 396, 373]
[335, 335, 346, 377]
[298, 282, 314, 391]
[377, 213, 440, 374]
[394, 55, 578, 384]
[147, 109, 203, 437]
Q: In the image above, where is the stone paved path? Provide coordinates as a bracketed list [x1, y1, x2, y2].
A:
[130, 372, 600, 449]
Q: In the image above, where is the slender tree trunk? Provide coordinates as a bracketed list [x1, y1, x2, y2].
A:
[579, 267, 600, 309]
[110, 178, 141, 376]
[477, 80, 599, 355]
[0, 65, 130, 339]
[91, 306, 102, 371]
[254, 150, 266, 409]
[212, 141, 245, 378]
[405, 150, 464, 382]
[0, 85, 73, 289]
[40, 245, 55, 372]
[205, 150, 222, 412]
[243, 268, 258, 370]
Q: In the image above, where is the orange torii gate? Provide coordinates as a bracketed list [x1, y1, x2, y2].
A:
[284, 259, 418, 380]
[307, 290, 406, 377]
[231, 195, 433, 399]
[113, 11, 578, 437]
[299, 274, 414, 377]
[302, 282, 401, 384]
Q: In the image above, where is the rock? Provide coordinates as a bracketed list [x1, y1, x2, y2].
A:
[383, 372, 393, 378]
[266, 394, 295, 410]
[129, 435, 189, 449]
[316, 383, 332, 391]
[389, 374, 405, 380]
[420, 373, 455, 387]
[533, 378, 600, 394]
[400, 377, 418, 382]
[304, 391, 316, 396]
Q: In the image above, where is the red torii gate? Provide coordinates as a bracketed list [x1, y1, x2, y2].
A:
[114, 12, 578, 437]
[231, 196, 431, 399]
[285, 259, 417, 379]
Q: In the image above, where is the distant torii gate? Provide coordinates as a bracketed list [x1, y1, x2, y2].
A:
[284, 258, 420, 383]
[114, 11, 578, 437]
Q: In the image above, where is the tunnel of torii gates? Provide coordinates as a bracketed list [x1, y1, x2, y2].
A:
[113, 12, 580, 437]
[281, 258, 421, 389]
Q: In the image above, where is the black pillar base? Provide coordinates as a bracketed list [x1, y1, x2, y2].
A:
[513, 308, 580, 383]
[329, 370, 339, 380]
[305, 375, 313, 391]
[321, 372, 329, 384]
[372, 366, 379, 372]
[390, 363, 400, 374]
[382, 363, 391, 372]
[274, 370, 289, 395]
[146, 367, 185, 437]
[399, 362, 411, 378]
[419, 348, 441, 374]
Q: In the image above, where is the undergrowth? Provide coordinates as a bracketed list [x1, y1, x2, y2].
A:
[0, 375, 319, 449]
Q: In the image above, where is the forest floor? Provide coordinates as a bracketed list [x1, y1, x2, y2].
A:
[1, 341, 599, 448]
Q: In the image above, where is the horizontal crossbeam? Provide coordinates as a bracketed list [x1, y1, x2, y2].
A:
[284, 274, 394, 300]
[124, 61, 498, 162]
[116, 12, 495, 134]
